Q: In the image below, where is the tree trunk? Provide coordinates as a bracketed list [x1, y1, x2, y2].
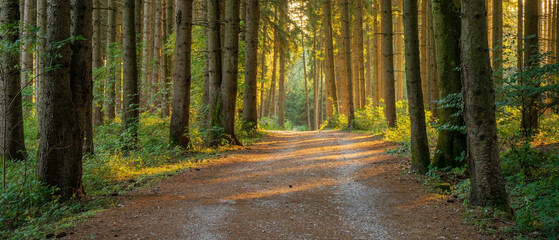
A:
[259, 23, 267, 119]
[313, 31, 320, 129]
[151, 0, 161, 106]
[161, 0, 173, 116]
[323, 0, 338, 117]
[37, 0, 84, 200]
[267, 33, 279, 118]
[492, 0, 503, 80]
[403, 0, 430, 174]
[105, 0, 116, 121]
[395, 0, 403, 101]
[460, 0, 511, 213]
[169, 0, 193, 148]
[0, 0, 27, 161]
[207, 0, 223, 146]
[381, 0, 396, 127]
[431, 0, 467, 168]
[93, 0, 104, 125]
[242, 0, 259, 132]
[341, 0, 355, 127]
[354, 0, 365, 108]
[21, 0, 35, 103]
[122, 0, 139, 147]
[221, 0, 241, 144]
[522, 0, 540, 134]
[141, 0, 152, 108]
[372, 0, 380, 104]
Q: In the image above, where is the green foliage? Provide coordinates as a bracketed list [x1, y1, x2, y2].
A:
[501, 145, 559, 238]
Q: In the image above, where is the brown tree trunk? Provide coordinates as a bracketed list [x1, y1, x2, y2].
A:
[21, 0, 35, 103]
[221, 0, 242, 144]
[323, 0, 338, 117]
[522, 0, 540, 134]
[37, 0, 85, 200]
[460, 0, 511, 213]
[341, 0, 355, 127]
[492, 0, 503, 80]
[354, 0, 366, 108]
[36, 0, 46, 132]
[403, 0, 430, 174]
[395, 0, 403, 101]
[373, 0, 380, 104]
[161, 0, 173, 116]
[169, 0, 193, 148]
[122, 0, 139, 147]
[106, 0, 116, 121]
[141, 0, 152, 108]
[431, 0, 467, 168]
[365, 22, 373, 103]
[381, 0, 396, 127]
[259, 23, 267, 119]
[0, 0, 27, 161]
[242, 0, 259, 132]
[92, 0, 103, 126]
[151, 0, 161, 105]
[207, 0, 223, 146]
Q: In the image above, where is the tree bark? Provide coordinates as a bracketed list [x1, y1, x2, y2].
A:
[461, 0, 511, 213]
[105, 0, 116, 121]
[403, 0, 430, 174]
[221, 0, 242, 144]
[162, 0, 173, 116]
[37, 0, 84, 200]
[0, 0, 27, 161]
[522, 0, 540, 133]
[341, 0, 355, 127]
[492, 0, 503, 79]
[354, 0, 366, 108]
[242, 0, 259, 132]
[169, 0, 193, 148]
[141, 0, 152, 108]
[151, 0, 162, 105]
[21, 0, 35, 103]
[93, 0, 104, 126]
[122, 0, 139, 147]
[322, 0, 338, 118]
[381, 0, 396, 127]
[431, 0, 467, 168]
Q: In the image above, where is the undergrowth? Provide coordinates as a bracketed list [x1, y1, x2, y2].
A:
[0, 113, 260, 240]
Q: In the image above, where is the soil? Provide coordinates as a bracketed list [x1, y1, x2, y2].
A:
[65, 130, 497, 239]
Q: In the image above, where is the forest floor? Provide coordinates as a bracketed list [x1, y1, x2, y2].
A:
[64, 130, 499, 239]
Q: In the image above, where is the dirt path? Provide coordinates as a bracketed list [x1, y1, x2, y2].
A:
[66, 131, 491, 239]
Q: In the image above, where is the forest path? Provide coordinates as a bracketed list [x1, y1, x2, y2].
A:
[67, 131, 488, 240]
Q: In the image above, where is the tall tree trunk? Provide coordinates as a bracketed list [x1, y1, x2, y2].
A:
[381, 0, 396, 127]
[71, 0, 93, 156]
[122, 0, 139, 147]
[221, 0, 242, 144]
[21, 0, 35, 103]
[161, 0, 173, 116]
[403, 0, 429, 174]
[431, 0, 467, 168]
[106, 0, 116, 121]
[341, 0, 355, 127]
[372, 0, 380, 104]
[354, 0, 365, 108]
[36, 0, 46, 131]
[300, 2, 311, 131]
[259, 23, 267, 119]
[151, 0, 161, 106]
[518, 0, 524, 72]
[93, 0, 104, 125]
[141, 0, 152, 109]
[313, 31, 320, 129]
[0, 0, 27, 161]
[207, 0, 223, 146]
[365, 22, 373, 104]
[37, 0, 85, 200]
[169, 0, 193, 148]
[322, 0, 338, 117]
[242, 0, 259, 132]
[395, 0, 403, 101]
[461, 0, 511, 213]
[492, 0, 503, 80]
[267, 34, 279, 118]
[522, 0, 540, 134]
